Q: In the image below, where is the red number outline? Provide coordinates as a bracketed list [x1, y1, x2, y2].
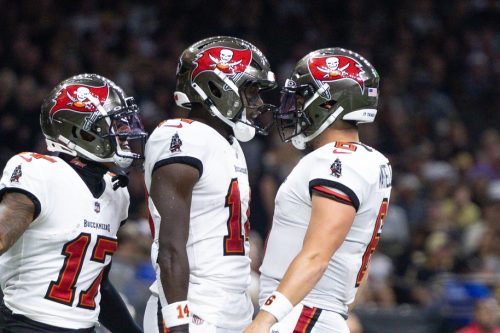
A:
[176, 304, 190, 319]
[18, 152, 57, 163]
[355, 198, 389, 287]
[334, 142, 358, 151]
[223, 179, 245, 255]
[78, 236, 118, 309]
[45, 233, 117, 308]
[45, 233, 91, 305]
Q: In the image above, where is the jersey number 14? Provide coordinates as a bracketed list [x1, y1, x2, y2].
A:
[223, 179, 250, 255]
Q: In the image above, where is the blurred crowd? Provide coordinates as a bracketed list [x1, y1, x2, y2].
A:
[0, 0, 498, 331]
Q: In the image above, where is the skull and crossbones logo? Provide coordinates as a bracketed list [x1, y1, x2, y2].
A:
[66, 86, 100, 110]
[317, 57, 350, 79]
[209, 49, 243, 71]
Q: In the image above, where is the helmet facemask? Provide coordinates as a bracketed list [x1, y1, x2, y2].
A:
[274, 79, 314, 143]
[95, 97, 147, 168]
[233, 80, 277, 140]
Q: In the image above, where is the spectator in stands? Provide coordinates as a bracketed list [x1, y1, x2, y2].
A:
[454, 298, 500, 333]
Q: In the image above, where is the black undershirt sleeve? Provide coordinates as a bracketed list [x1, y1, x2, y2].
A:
[98, 263, 143, 333]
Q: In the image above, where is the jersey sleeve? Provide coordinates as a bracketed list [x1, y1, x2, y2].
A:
[144, 123, 205, 180]
[308, 155, 368, 211]
[0, 154, 45, 219]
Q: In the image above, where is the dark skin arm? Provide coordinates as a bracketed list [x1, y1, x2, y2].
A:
[149, 163, 199, 332]
[0, 192, 35, 255]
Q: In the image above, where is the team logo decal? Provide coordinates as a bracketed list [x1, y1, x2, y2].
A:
[191, 47, 252, 80]
[308, 55, 365, 92]
[170, 133, 182, 153]
[10, 165, 22, 183]
[330, 158, 342, 178]
[49, 84, 109, 117]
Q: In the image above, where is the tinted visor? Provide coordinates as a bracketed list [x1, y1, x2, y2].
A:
[106, 98, 147, 165]
[274, 82, 312, 141]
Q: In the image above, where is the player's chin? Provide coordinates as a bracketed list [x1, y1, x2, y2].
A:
[246, 108, 261, 120]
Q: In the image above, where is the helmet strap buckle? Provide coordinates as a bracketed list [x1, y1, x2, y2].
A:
[174, 91, 191, 109]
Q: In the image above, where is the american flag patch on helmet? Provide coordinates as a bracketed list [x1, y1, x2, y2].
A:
[367, 88, 378, 97]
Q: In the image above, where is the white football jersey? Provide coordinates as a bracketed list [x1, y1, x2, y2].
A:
[0, 152, 129, 329]
[144, 118, 252, 328]
[260, 141, 392, 316]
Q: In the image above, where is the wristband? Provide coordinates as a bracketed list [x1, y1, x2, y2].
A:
[261, 291, 293, 322]
[162, 300, 190, 327]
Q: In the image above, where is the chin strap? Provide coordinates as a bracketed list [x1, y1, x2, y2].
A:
[191, 82, 235, 128]
[46, 135, 134, 169]
[291, 106, 344, 150]
[174, 67, 261, 142]
[189, 76, 256, 142]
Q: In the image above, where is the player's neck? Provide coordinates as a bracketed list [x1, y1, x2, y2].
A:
[311, 127, 359, 150]
[59, 154, 107, 198]
[189, 104, 233, 141]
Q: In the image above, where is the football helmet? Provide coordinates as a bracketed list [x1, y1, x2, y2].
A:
[275, 48, 380, 149]
[174, 36, 277, 142]
[40, 74, 147, 168]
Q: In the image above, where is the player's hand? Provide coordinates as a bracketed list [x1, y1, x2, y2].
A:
[243, 311, 276, 333]
[111, 172, 129, 190]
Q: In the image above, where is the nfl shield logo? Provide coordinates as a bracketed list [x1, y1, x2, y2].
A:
[94, 201, 100, 213]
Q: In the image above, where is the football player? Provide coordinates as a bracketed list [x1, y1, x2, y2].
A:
[0, 74, 147, 333]
[143, 36, 276, 333]
[244, 48, 392, 333]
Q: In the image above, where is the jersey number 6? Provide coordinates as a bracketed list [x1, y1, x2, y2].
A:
[355, 198, 388, 287]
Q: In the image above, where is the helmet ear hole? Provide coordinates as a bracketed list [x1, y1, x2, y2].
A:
[71, 126, 95, 142]
[208, 81, 222, 98]
[80, 130, 95, 142]
[319, 100, 336, 110]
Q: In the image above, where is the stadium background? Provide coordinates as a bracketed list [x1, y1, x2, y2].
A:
[0, 1, 498, 332]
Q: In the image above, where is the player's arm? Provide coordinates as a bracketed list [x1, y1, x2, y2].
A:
[244, 194, 356, 332]
[149, 162, 199, 333]
[99, 263, 143, 333]
[0, 192, 35, 255]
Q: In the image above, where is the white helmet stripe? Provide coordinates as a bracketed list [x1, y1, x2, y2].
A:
[302, 106, 344, 144]
[213, 68, 240, 97]
[303, 83, 329, 111]
[191, 82, 236, 129]
[342, 108, 377, 123]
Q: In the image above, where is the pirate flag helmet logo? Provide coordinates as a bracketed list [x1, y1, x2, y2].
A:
[191, 47, 252, 81]
[308, 55, 366, 92]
